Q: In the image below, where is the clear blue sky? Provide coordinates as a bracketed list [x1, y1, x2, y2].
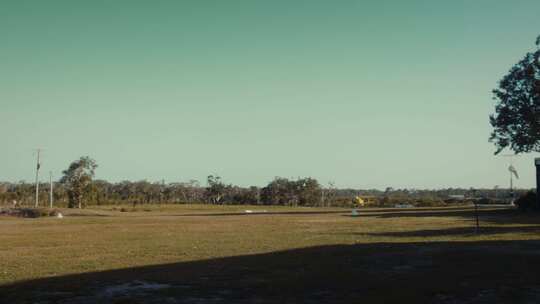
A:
[1, 0, 539, 189]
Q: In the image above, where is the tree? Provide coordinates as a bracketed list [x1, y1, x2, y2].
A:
[322, 181, 337, 207]
[60, 157, 98, 208]
[205, 175, 227, 204]
[490, 35, 540, 154]
[261, 177, 294, 205]
[295, 178, 322, 206]
[260, 177, 322, 206]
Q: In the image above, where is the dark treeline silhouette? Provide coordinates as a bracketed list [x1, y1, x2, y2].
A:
[0, 175, 529, 208]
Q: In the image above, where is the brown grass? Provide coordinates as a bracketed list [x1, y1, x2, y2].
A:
[1, 205, 539, 303]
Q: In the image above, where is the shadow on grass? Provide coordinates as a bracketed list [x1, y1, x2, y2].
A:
[160, 206, 506, 218]
[356, 225, 540, 238]
[2, 240, 540, 304]
[169, 206, 517, 220]
[346, 207, 540, 225]
[356, 207, 509, 219]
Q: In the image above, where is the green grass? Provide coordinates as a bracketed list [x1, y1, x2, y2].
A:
[1, 205, 539, 303]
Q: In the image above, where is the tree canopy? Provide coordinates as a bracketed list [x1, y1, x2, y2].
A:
[205, 175, 228, 204]
[60, 156, 98, 208]
[490, 35, 540, 154]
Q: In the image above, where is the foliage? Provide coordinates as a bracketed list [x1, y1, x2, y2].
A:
[260, 177, 322, 206]
[205, 175, 229, 204]
[0, 208, 60, 218]
[60, 156, 98, 208]
[490, 35, 540, 154]
[0, 179, 528, 208]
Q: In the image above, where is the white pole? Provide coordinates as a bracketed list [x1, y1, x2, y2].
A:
[49, 171, 53, 209]
[34, 149, 41, 208]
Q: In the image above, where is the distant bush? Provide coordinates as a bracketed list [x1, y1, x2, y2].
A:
[413, 198, 446, 207]
[330, 197, 357, 208]
[18, 208, 47, 218]
[359, 196, 448, 208]
[475, 198, 506, 205]
[514, 191, 538, 212]
[0, 208, 61, 218]
[443, 198, 476, 205]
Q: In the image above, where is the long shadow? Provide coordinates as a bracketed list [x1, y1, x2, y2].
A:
[2, 240, 540, 304]
[158, 206, 501, 218]
[352, 207, 526, 221]
[362, 208, 505, 218]
[368, 208, 540, 226]
[355, 225, 540, 238]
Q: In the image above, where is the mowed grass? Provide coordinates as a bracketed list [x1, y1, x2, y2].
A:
[0, 205, 355, 284]
[1, 204, 539, 303]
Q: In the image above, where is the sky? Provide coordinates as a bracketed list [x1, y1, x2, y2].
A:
[1, 0, 540, 189]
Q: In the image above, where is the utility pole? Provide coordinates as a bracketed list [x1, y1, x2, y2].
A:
[535, 158, 540, 209]
[34, 149, 41, 208]
[474, 201, 480, 233]
[471, 188, 479, 233]
[49, 171, 54, 209]
[160, 179, 165, 204]
[321, 187, 325, 207]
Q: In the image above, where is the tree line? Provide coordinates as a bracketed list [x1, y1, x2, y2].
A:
[0, 157, 527, 208]
[0, 176, 328, 208]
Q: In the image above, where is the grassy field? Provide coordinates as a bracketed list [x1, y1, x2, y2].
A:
[1, 204, 539, 303]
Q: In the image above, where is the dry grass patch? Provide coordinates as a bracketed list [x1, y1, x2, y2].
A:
[1, 205, 539, 303]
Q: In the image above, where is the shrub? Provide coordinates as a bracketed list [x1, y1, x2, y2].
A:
[414, 198, 446, 207]
[18, 208, 50, 218]
[0, 208, 62, 218]
[475, 198, 505, 205]
[514, 191, 538, 212]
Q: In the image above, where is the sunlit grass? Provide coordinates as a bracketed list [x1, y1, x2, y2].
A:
[1, 204, 536, 287]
